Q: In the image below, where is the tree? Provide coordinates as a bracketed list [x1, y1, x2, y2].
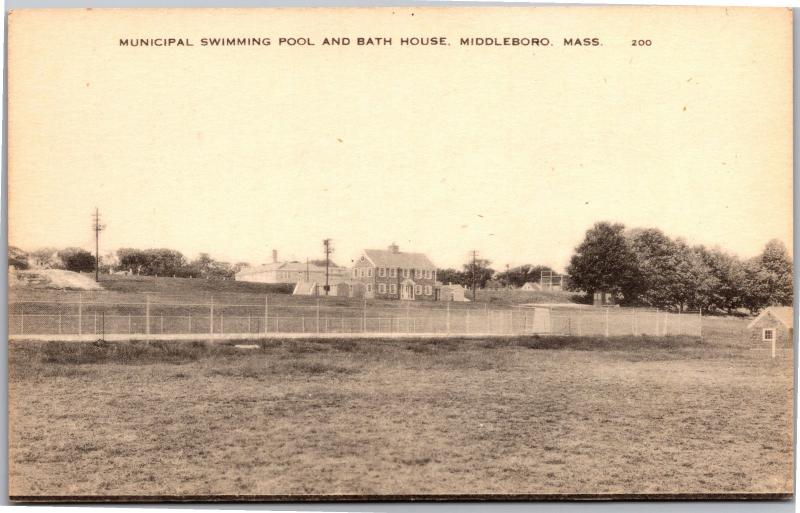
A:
[117, 248, 148, 274]
[29, 247, 61, 269]
[496, 264, 554, 288]
[8, 246, 29, 270]
[463, 258, 494, 290]
[566, 222, 641, 303]
[695, 246, 745, 314]
[742, 239, 793, 313]
[57, 247, 96, 273]
[437, 268, 466, 286]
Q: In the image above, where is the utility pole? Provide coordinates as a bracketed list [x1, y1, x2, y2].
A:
[92, 207, 105, 282]
[323, 238, 333, 296]
[470, 250, 478, 301]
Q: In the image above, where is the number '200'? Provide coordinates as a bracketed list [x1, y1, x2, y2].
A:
[632, 39, 652, 46]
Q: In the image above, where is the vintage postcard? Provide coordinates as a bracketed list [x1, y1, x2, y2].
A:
[6, 6, 793, 500]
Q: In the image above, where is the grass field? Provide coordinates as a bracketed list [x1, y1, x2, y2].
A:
[8, 317, 793, 499]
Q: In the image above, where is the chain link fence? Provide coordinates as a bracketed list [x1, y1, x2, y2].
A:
[8, 292, 703, 340]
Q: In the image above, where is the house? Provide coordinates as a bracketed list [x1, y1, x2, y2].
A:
[439, 283, 469, 302]
[747, 306, 793, 348]
[351, 244, 437, 300]
[293, 280, 366, 298]
[236, 250, 349, 285]
[521, 282, 541, 291]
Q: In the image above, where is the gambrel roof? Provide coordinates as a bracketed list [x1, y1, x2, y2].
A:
[747, 306, 794, 330]
[362, 249, 436, 270]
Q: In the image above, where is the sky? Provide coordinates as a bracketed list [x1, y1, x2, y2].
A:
[8, 7, 793, 272]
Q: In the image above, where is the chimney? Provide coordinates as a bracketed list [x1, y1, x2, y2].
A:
[388, 243, 399, 254]
[272, 249, 278, 263]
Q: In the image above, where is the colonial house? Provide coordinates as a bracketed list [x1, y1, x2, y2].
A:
[747, 306, 793, 348]
[352, 244, 437, 300]
[236, 250, 349, 285]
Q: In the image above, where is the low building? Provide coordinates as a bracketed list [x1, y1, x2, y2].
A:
[351, 244, 437, 300]
[236, 250, 349, 285]
[293, 280, 366, 298]
[747, 306, 793, 348]
[521, 282, 541, 291]
[439, 284, 469, 302]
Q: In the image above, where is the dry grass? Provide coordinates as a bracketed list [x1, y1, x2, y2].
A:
[8, 317, 793, 498]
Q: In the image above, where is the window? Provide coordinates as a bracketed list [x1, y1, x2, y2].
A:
[390, 284, 397, 294]
[425, 285, 432, 295]
[415, 285, 422, 296]
[403, 269, 409, 278]
[414, 269, 420, 278]
[367, 283, 373, 293]
[353, 269, 357, 278]
[390, 268, 397, 278]
[379, 283, 386, 294]
[379, 267, 386, 277]
[426, 270, 432, 279]
[367, 268, 373, 277]
[763, 328, 775, 341]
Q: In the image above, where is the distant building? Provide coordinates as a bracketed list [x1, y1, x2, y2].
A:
[352, 244, 437, 300]
[293, 280, 366, 298]
[439, 284, 469, 302]
[747, 306, 793, 348]
[521, 282, 541, 291]
[236, 250, 348, 285]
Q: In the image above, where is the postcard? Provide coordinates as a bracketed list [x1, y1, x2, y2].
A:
[6, 6, 793, 500]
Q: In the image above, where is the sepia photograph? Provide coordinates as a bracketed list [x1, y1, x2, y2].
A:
[5, 6, 794, 501]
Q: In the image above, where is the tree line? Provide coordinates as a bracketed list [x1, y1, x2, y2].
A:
[566, 222, 792, 314]
[10, 246, 249, 280]
[437, 261, 557, 289]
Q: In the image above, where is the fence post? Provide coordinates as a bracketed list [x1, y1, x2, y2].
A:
[486, 307, 490, 334]
[59, 313, 62, 334]
[577, 311, 582, 336]
[316, 299, 320, 334]
[363, 299, 367, 333]
[128, 314, 131, 335]
[264, 294, 278, 335]
[20, 307, 24, 335]
[209, 297, 214, 337]
[221, 312, 225, 334]
[604, 308, 609, 338]
[78, 293, 83, 337]
[160, 314, 164, 334]
[407, 301, 411, 334]
[466, 309, 470, 333]
[632, 309, 637, 336]
[698, 307, 703, 338]
[772, 337, 776, 359]
[248, 314, 251, 333]
[94, 311, 97, 335]
[302, 316, 305, 333]
[446, 302, 451, 334]
[677, 309, 682, 335]
[145, 295, 150, 338]
[663, 311, 669, 336]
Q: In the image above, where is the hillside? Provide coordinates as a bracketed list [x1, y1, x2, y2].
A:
[469, 288, 584, 306]
[98, 274, 294, 296]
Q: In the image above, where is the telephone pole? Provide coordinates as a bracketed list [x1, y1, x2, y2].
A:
[92, 208, 105, 282]
[470, 250, 478, 301]
[323, 239, 333, 295]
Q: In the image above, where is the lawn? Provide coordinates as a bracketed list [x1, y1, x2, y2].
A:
[8, 317, 793, 499]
